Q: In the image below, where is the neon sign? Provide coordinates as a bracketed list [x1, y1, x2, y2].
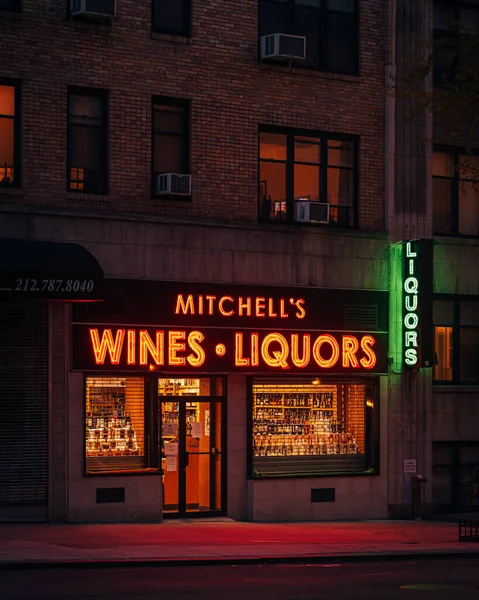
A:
[404, 242, 420, 366]
[402, 240, 434, 369]
[71, 282, 389, 374]
[175, 294, 306, 319]
[71, 326, 386, 374]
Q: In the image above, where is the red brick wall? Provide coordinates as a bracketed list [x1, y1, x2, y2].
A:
[0, 0, 386, 230]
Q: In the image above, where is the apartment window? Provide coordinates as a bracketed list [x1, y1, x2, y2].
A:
[68, 89, 108, 195]
[432, 150, 479, 236]
[434, 298, 479, 383]
[0, 82, 20, 187]
[259, 128, 356, 226]
[259, 0, 359, 74]
[433, 1, 479, 83]
[152, 98, 189, 196]
[0, 0, 21, 10]
[152, 0, 191, 36]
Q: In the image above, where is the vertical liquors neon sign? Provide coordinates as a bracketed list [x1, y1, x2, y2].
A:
[402, 239, 433, 369]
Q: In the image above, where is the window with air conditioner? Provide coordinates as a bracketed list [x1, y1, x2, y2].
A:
[259, 0, 359, 74]
[70, 0, 116, 19]
[259, 127, 356, 227]
[0, 80, 20, 187]
[67, 88, 108, 195]
[152, 0, 191, 37]
[152, 97, 190, 198]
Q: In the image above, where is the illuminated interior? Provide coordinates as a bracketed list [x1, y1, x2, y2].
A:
[252, 380, 369, 475]
[85, 377, 145, 472]
[0, 85, 15, 184]
[434, 326, 453, 381]
[159, 378, 223, 514]
[259, 133, 354, 224]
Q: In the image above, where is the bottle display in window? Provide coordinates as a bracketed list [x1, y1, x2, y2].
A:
[252, 383, 364, 458]
[85, 377, 145, 472]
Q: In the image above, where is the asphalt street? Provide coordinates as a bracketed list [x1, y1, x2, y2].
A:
[1, 557, 479, 600]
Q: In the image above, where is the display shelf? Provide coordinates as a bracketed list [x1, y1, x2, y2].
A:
[253, 384, 360, 458]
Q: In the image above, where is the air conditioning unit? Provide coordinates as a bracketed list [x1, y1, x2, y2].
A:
[71, 0, 116, 19]
[156, 173, 192, 196]
[295, 201, 330, 224]
[261, 33, 306, 61]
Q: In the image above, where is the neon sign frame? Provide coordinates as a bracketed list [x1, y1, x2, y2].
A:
[401, 239, 434, 369]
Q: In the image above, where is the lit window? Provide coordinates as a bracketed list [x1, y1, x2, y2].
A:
[251, 379, 378, 477]
[85, 377, 146, 473]
[259, 128, 356, 226]
[0, 82, 19, 187]
[434, 299, 479, 383]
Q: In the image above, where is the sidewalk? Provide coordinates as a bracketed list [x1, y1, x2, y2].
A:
[0, 519, 478, 569]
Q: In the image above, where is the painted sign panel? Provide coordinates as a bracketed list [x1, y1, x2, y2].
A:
[71, 282, 389, 375]
[404, 459, 417, 474]
[72, 280, 389, 332]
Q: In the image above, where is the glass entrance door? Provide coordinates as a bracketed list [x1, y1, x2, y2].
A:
[185, 401, 222, 513]
[159, 378, 225, 517]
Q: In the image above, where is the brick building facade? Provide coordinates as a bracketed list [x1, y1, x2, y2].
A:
[0, 0, 477, 523]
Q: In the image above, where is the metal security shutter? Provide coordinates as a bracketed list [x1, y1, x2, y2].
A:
[0, 302, 48, 507]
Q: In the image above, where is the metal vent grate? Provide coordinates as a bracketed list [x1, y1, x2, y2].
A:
[343, 305, 378, 330]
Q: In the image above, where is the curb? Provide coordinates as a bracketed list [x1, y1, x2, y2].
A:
[1, 549, 479, 570]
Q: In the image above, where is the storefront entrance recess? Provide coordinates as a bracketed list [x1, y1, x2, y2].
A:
[159, 378, 225, 516]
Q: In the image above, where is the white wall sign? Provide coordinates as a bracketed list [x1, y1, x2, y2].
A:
[404, 459, 417, 474]
[192, 422, 202, 438]
[165, 442, 178, 456]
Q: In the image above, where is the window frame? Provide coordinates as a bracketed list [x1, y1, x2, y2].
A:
[258, 0, 360, 75]
[151, 96, 190, 199]
[83, 373, 159, 476]
[0, 0, 21, 11]
[0, 78, 21, 189]
[247, 376, 380, 480]
[433, 0, 479, 83]
[258, 125, 358, 227]
[67, 86, 109, 196]
[152, 0, 192, 37]
[432, 146, 479, 237]
[433, 296, 479, 385]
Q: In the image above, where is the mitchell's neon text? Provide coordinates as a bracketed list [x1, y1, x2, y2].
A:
[175, 294, 306, 319]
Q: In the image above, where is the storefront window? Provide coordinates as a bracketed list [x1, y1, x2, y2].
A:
[85, 377, 146, 473]
[251, 378, 378, 477]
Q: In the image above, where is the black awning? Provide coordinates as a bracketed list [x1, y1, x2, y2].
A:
[0, 239, 104, 301]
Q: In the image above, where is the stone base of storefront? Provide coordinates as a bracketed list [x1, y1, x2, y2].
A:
[67, 475, 163, 523]
[247, 477, 389, 521]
